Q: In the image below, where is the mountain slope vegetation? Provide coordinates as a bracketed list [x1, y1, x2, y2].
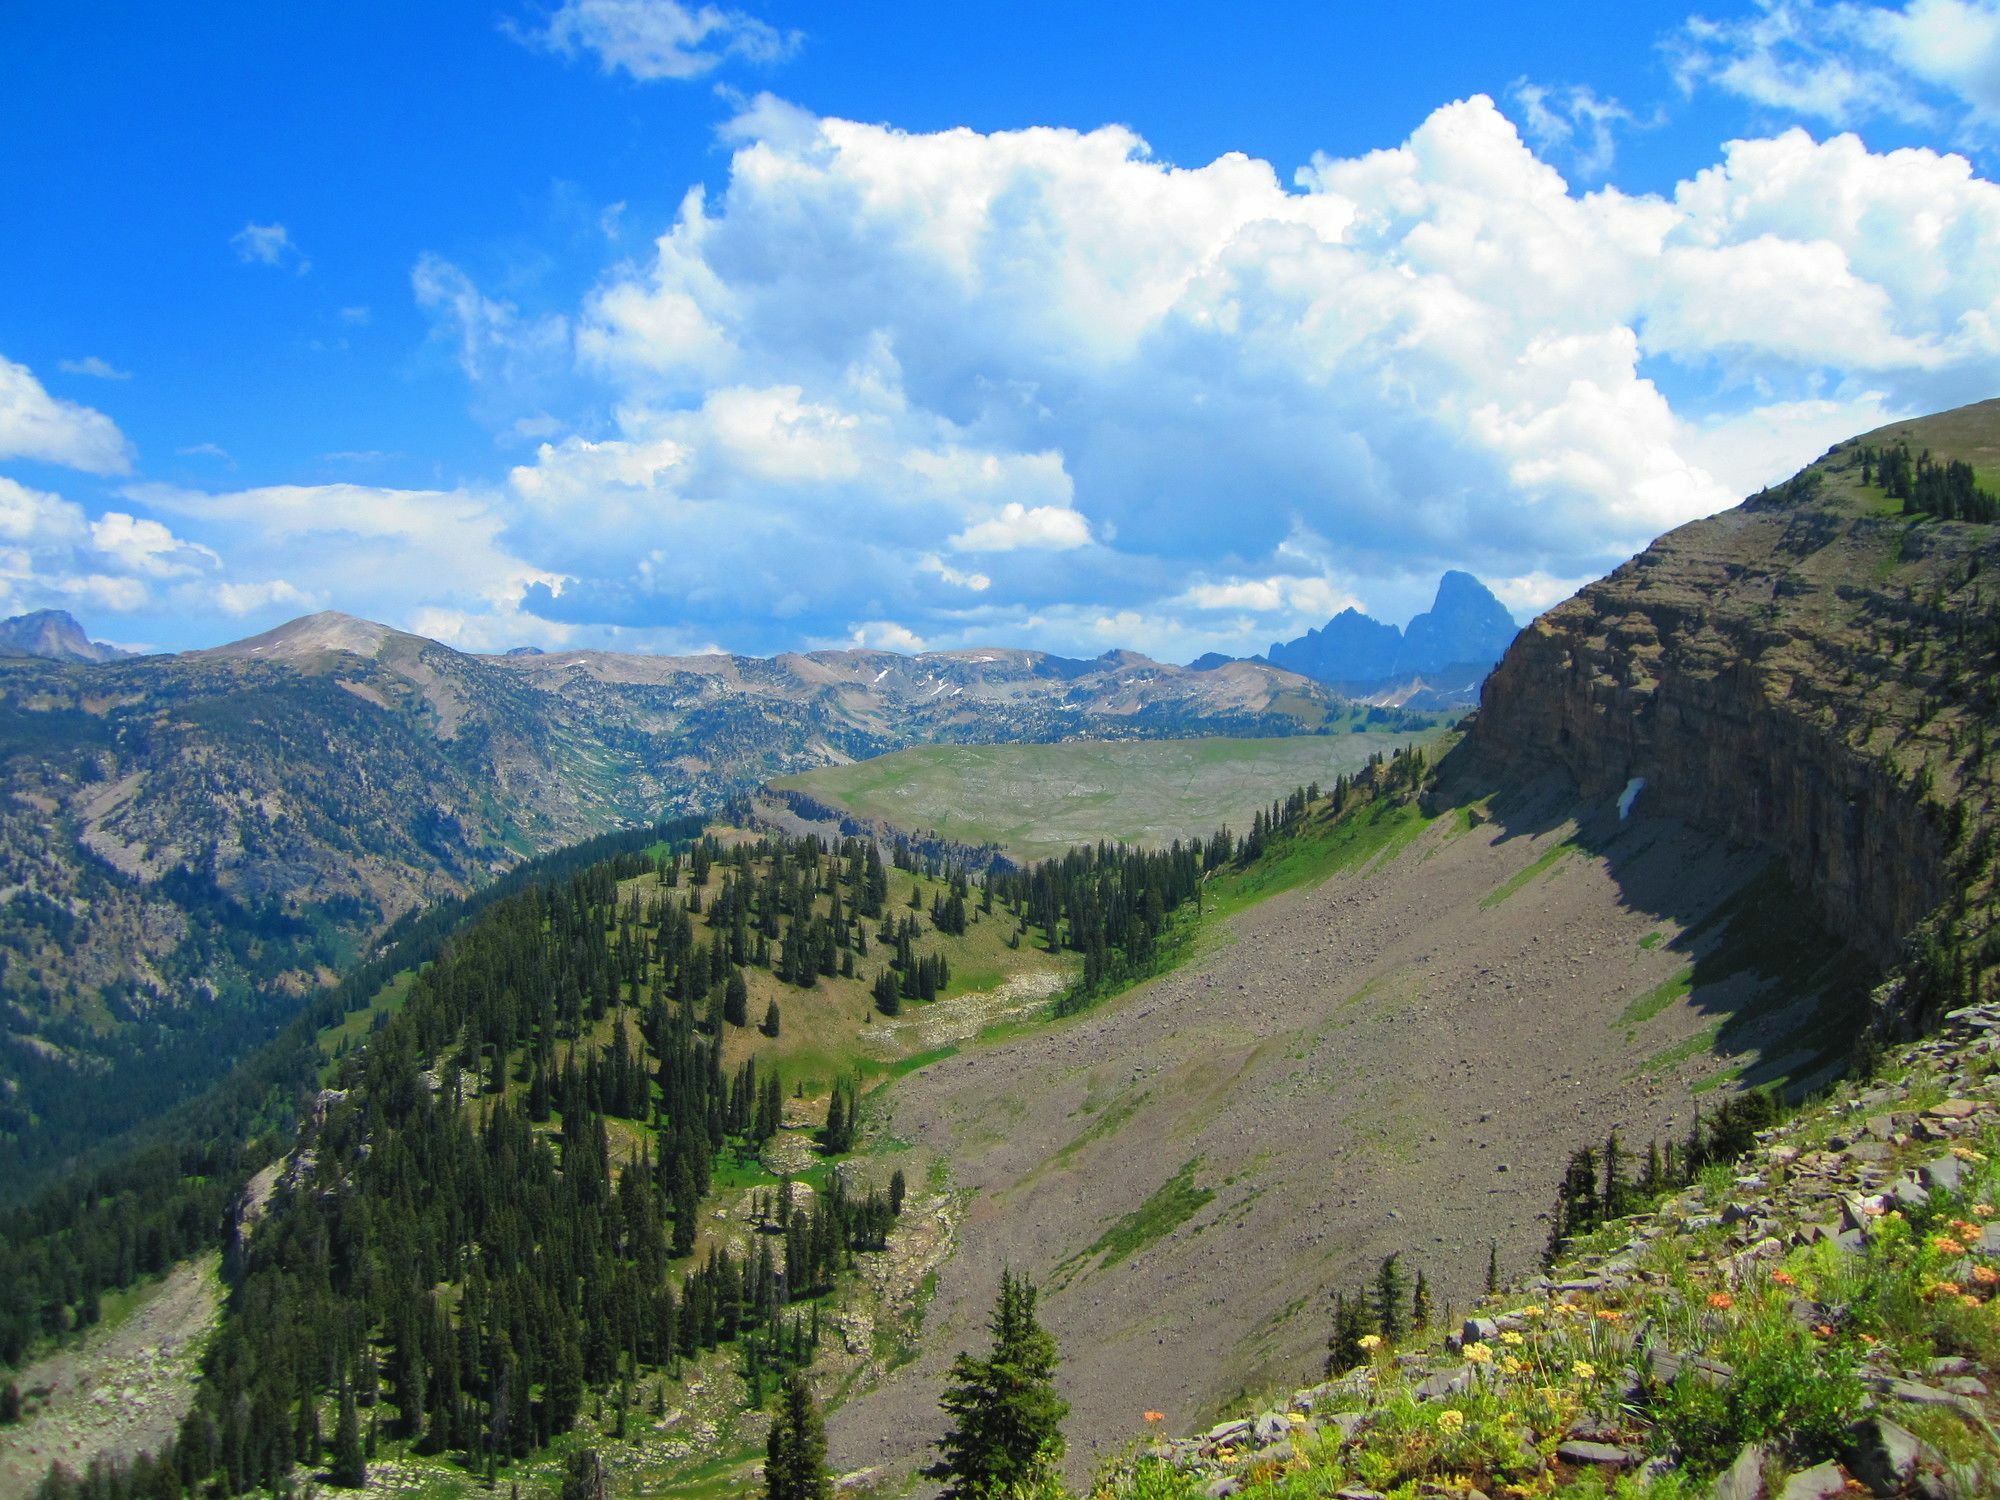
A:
[0, 618, 1346, 1193]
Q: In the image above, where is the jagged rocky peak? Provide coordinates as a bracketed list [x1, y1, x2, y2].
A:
[1261, 571, 1520, 687]
[0, 608, 127, 663]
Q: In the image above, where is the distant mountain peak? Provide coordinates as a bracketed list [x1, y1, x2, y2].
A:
[1262, 571, 1519, 692]
[203, 610, 403, 661]
[0, 608, 127, 663]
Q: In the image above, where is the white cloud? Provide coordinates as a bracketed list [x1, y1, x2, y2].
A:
[0, 355, 134, 474]
[232, 222, 309, 273]
[919, 554, 991, 591]
[178, 442, 234, 464]
[513, 0, 800, 82]
[212, 578, 315, 615]
[58, 356, 130, 381]
[848, 619, 926, 653]
[0, 476, 225, 620]
[101, 93, 2000, 659]
[89, 511, 221, 577]
[1670, 0, 2000, 132]
[339, 305, 372, 325]
[1509, 80, 1639, 179]
[948, 503, 1094, 553]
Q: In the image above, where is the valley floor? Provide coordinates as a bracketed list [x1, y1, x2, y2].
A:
[829, 776, 1859, 1484]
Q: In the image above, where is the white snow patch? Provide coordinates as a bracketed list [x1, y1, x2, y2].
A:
[870, 668, 889, 685]
[1618, 777, 1647, 820]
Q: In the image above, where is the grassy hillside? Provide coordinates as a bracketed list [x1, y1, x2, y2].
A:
[771, 729, 1441, 864]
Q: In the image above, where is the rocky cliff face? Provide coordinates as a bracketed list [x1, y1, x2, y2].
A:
[1472, 402, 2000, 974]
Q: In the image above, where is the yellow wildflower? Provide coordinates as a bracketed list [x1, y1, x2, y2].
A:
[1463, 1342, 1493, 1365]
[1437, 1409, 1465, 1433]
[1952, 1146, 1988, 1162]
[1500, 1356, 1525, 1375]
[1975, 1203, 1995, 1217]
[1286, 1413, 1307, 1426]
[1572, 1361, 1597, 1380]
[1519, 1304, 1546, 1317]
[1357, 1333, 1383, 1352]
[1500, 1330, 1526, 1346]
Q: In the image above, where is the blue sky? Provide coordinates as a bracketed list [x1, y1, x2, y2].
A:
[4, 1, 2000, 658]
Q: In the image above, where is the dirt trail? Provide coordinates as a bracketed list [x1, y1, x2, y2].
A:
[829, 780, 1839, 1483]
[0, 1256, 222, 1499]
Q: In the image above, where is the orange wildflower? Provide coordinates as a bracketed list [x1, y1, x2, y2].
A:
[1769, 1270, 1796, 1287]
[1144, 1411, 1166, 1424]
[1706, 1292, 1735, 1310]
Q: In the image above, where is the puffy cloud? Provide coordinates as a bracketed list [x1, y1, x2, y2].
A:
[0, 356, 135, 474]
[73, 94, 2000, 658]
[513, 0, 799, 82]
[949, 503, 1094, 553]
[847, 619, 927, 653]
[232, 222, 309, 273]
[376, 94, 2000, 658]
[0, 476, 236, 620]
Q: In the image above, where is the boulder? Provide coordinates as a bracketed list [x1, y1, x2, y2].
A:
[1775, 1461, 1847, 1499]
[1844, 1415, 1931, 1495]
[1707, 1442, 1767, 1500]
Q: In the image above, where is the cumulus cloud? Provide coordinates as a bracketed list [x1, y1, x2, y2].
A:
[1670, 0, 2000, 133]
[513, 0, 800, 81]
[93, 93, 2000, 657]
[949, 503, 1094, 553]
[0, 355, 135, 474]
[232, 222, 309, 273]
[0, 476, 233, 619]
[351, 94, 2000, 659]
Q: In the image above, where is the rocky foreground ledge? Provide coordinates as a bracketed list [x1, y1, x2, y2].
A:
[1110, 1002, 2000, 1499]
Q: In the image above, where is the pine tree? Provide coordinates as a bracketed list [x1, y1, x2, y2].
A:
[1485, 1239, 1500, 1297]
[1411, 1270, 1432, 1334]
[1372, 1254, 1412, 1344]
[762, 1000, 782, 1038]
[936, 1270, 1067, 1500]
[889, 1169, 907, 1216]
[765, 1371, 832, 1500]
[330, 1388, 367, 1488]
[1325, 1291, 1376, 1374]
[561, 1448, 608, 1500]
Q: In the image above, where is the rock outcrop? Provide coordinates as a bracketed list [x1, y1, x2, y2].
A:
[1471, 405, 2000, 974]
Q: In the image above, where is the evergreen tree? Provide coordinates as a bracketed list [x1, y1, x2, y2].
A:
[1372, 1254, 1412, 1344]
[0, 1381, 18, 1425]
[561, 1449, 608, 1500]
[330, 1389, 366, 1489]
[889, 1169, 906, 1217]
[1324, 1291, 1376, 1375]
[936, 1271, 1067, 1500]
[762, 1000, 782, 1038]
[1485, 1240, 1500, 1297]
[1411, 1270, 1432, 1334]
[764, 1372, 832, 1500]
